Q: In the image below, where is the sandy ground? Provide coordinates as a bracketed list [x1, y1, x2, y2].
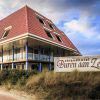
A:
[0, 94, 16, 100]
[0, 87, 36, 100]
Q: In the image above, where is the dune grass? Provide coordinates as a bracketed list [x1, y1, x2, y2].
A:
[0, 70, 100, 99]
[26, 70, 100, 99]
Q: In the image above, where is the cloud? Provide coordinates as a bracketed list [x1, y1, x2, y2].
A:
[0, 0, 21, 19]
[63, 16, 98, 38]
[0, 0, 99, 22]
[58, 12, 100, 55]
[0, 0, 99, 55]
[23, 0, 100, 22]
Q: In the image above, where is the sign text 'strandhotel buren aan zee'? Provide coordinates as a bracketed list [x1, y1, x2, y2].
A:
[54, 56, 100, 72]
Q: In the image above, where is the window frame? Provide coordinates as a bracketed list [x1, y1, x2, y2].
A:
[44, 29, 54, 39]
[2, 30, 10, 38]
[36, 15, 45, 25]
[55, 35, 63, 42]
[48, 23, 54, 29]
[1, 26, 12, 39]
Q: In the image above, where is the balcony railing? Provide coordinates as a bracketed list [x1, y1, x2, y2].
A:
[28, 53, 53, 62]
[0, 53, 54, 62]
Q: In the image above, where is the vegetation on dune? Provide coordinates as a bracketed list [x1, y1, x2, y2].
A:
[26, 71, 100, 100]
[0, 70, 100, 100]
[0, 70, 37, 89]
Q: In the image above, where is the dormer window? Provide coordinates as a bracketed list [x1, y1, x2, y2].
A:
[56, 35, 62, 42]
[2, 30, 10, 38]
[48, 23, 54, 29]
[44, 29, 53, 39]
[2, 26, 12, 38]
[37, 16, 45, 25]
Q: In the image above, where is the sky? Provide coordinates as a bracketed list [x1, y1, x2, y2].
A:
[0, 0, 100, 55]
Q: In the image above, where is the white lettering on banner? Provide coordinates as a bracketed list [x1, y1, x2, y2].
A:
[54, 56, 100, 72]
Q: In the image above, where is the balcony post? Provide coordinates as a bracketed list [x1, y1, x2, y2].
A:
[1, 64, 2, 70]
[25, 42, 28, 70]
[38, 63, 42, 72]
[1, 47, 3, 70]
[38, 46, 40, 61]
[12, 45, 14, 69]
[38, 46, 42, 72]
[48, 48, 51, 71]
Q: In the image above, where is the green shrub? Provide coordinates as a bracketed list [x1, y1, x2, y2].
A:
[0, 69, 37, 85]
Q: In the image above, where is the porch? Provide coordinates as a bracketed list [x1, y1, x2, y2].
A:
[0, 37, 77, 71]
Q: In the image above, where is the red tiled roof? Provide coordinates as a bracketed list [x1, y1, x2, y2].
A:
[0, 6, 80, 54]
[0, 6, 28, 41]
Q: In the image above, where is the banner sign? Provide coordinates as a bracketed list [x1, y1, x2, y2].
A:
[54, 56, 100, 72]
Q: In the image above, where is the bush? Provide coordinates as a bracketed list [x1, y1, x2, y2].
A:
[0, 69, 37, 85]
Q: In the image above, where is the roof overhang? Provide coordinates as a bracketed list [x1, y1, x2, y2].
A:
[0, 32, 80, 55]
[28, 33, 78, 52]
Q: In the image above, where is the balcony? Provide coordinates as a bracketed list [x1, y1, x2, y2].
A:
[0, 53, 54, 63]
[28, 53, 53, 62]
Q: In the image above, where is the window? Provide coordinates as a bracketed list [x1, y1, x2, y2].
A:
[2, 30, 10, 38]
[37, 16, 44, 25]
[56, 35, 62, 42]
[2, 26, 12, 38]
[48, 23, 54, 29]
[45, 30, 53, 39]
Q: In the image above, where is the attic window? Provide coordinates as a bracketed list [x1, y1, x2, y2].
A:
[2, 26, 12, 38]
[37, 16, 45, 25]
[48, 23, 54, 29]
[56, 35, 62, 42]
[44, 29, 53, 39]
[2, 30, 10, 38]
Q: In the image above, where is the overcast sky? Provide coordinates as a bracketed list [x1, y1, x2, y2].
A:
[0, 0, 100, 55]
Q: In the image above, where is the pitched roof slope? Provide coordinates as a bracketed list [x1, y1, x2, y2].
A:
[0, 6, 80, 54]
[0, 6, 28, 42]
[26, 6, 79, 53]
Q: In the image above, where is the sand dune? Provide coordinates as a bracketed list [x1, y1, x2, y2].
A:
[0, 87, 36, 100]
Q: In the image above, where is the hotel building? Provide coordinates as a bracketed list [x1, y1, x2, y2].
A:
[0, 6, 80, 71]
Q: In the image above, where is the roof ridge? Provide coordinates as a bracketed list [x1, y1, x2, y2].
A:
[24, 5, 29, 33]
